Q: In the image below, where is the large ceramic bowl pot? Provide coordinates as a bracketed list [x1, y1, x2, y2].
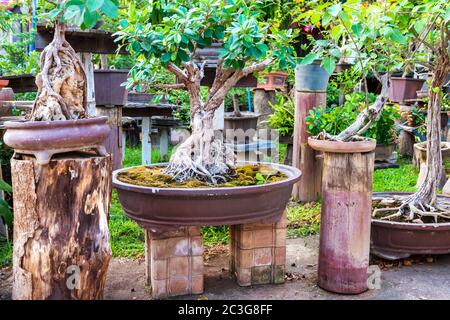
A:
[4, 116, 110, 164]
[371, 192, 450, 260]
[113, 162, 301, 233]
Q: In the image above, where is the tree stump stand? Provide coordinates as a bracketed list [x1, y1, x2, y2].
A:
[292, 91, 325, 202]
[318, 150, 374, 294]
[143, 212, 287, 299]
[11, 153, 112, 300]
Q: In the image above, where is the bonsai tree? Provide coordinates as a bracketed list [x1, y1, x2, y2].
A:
[29, 0, 119, 121]
[379, 0, 450, 221]
[294, 0, 413, 140]
[115, 0, 295, 184]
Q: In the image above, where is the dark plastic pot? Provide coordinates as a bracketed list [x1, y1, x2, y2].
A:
[94, 70, 129, 106]
[4, 116, 110, 164]
[295, 60, 330, 92]
[371, 192, 450, 260]
[374, 143, 396, 161]
[334, 63, 352, 73]
[113, 162, 301, 233]
[389, 77, 425, 103]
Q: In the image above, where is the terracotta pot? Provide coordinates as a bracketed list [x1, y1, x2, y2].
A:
[307, 137, 377, 153]
[389, 77, 425, 103]
[257, 72, 287, 90]
[224, 112, 260, 143]
[4, 117, 110, 164]
[374, 143, 396, 161]
[0, 79, 9, 89]
[334, 63, 353, 73]
[0, 84, 14, 116]
[309, 137, 376, 294]
[371, 192, 450, 260]
[112, 162, 301, 233]
[94, 70, 129, 106]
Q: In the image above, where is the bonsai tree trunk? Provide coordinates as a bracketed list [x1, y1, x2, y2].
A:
[398, 52, 450, 221]
[232, 94, 242, 117]
[30, 21, 87, 121]
[164, 59, 273, 184]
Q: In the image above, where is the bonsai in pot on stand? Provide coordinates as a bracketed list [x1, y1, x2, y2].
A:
[114, 0, 300, 299]
[3, 0, 117, 300]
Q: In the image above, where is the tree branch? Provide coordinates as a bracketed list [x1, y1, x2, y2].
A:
[167, 63, 188, 82]
[241, 58, 274, 76]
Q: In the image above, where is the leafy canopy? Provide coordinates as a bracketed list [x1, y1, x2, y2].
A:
[41, 0, 119, 30]
[114, 0, 296, 89]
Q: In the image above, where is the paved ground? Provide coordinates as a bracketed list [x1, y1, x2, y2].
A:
[1, 235, 450, 300]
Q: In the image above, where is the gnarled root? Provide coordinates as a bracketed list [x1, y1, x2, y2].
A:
[30, 22, 87, 121]
[164, 111, 236, 184]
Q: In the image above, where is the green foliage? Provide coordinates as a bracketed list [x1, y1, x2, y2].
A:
[326, 66, 361, 107]
[115, 0, 296, 90]
[0, 33, 39, 76]
[268, 96, 295, 137]
[306, 92, 400, 144]
[40, 0, 119, 30]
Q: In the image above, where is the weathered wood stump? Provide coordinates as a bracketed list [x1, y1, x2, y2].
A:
[11, 153, 112, 300]
[292, 92, 325, 202]
[318, 148, 375, 294]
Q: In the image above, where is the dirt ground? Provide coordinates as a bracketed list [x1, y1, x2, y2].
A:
[1, 235, 450, 300]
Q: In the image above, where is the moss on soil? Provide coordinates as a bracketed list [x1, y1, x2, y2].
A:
[117, 164, 287, 188]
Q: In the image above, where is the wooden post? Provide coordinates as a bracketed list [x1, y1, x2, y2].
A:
[159, 127, 169, 162]
[96, 105, 123, 170]
[142, 117, 152, 165]
[79, 53, 96, 117]
[318, 150, 374, 294]
[11, 153, 112, 300]
[292, 91, 325, 202]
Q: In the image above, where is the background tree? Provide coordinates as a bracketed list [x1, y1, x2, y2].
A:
[29, 0, 119, 121]
[115, 0, 295, 184]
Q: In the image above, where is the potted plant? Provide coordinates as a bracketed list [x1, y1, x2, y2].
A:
[2, 0, 117, 300]
[257, 71, 288, 90]
[113, 0, 301, 297]
[370, 0, 450, 260]
[296, 0, 413, 294]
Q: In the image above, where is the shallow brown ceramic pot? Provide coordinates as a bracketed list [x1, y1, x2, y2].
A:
[389, 77, 425, 103]
[113, 162, 301, 233]
[374, 143, 396, 161]
[307, 137, 377, 153]
[371, 192, 450, 260]
[4, 116, 110, 164]
[224, 112, 260, 143]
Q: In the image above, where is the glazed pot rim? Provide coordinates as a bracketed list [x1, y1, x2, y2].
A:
[4, 116, 108, 129]
[414, 141, 450, 152]
[224, 112, 260, 120]
[113, 161, 302, 195]
[372, 192, 450, 229]
[390, 77, 426, 82]
[308, 137, 377, 153]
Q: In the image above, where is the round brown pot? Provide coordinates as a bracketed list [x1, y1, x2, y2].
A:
[371, 192, 450, 260]
[112, 162, 301, 233]
[374, 142, 396, 162]
[308, 137, 376, 294]
[4, 116, 110, 164]
[413, 141, 450, 168]
[334, 63, 353, 73]
[224, 112, 260, 143]
[389, 77, 425, 103]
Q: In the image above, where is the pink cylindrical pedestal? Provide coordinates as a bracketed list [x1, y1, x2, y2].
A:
[309, 138, 375, 294]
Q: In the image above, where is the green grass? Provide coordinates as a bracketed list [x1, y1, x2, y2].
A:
[287, 202, 321, 238]
[0, 241, 12, 268]
[373, 158, 419, 193]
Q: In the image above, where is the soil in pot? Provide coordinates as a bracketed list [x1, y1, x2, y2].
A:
[116, 164, 287, 188]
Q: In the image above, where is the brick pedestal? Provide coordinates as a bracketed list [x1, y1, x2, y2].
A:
[145, 227, 204, 299]
[229, 211, 287, 286]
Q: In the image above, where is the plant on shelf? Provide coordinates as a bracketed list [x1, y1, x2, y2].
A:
[115, 0, 295, 184]
[268, 95, 295, 138]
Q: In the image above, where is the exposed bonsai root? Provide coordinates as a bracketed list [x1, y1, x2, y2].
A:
[164, 111, 236, 184]
[30, 21, 87, 121]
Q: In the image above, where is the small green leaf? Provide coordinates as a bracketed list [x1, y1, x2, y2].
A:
[0, 180, 12, 193]
[327, 3, 342, 17]
[101, 0, 118, 19]
[300, 52, 318, 66]
[177, 49, 190, 62]
[388, 28, 407, 44]
[321, 57, 336, 75]
[161, 52, 171, 63]
[86, 0, 104, 12]
[351, 23, 363, 37]
[83, 10, 100, 29]
[63, 5, 81, 21]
